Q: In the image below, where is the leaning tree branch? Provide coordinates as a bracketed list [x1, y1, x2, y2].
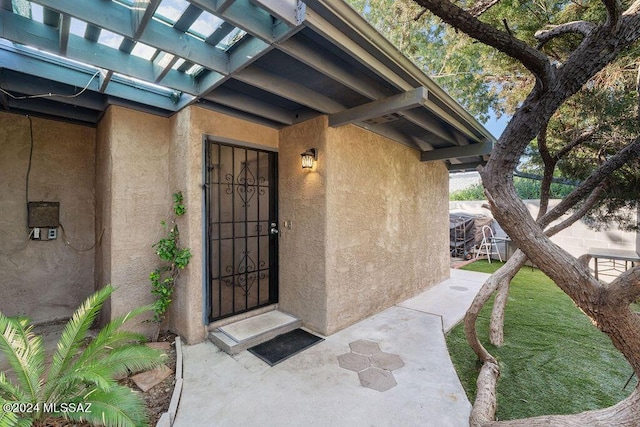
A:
[481, 387, 640, 426]
[603, 0, 623, 29]
[467, 0, 501, 17]
[412, 0, 553, 86]
[542, 183, 606, 236]
[554, 126, 601, 161]
[538, 136, 640, 229]
[512, 170, 579, 186]
[606, 265, 640, 306]
[537, 122, 554, 217]
[534, 21, 597, 48]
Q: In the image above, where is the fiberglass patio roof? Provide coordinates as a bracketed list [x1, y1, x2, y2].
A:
[0, 0, 495, 170]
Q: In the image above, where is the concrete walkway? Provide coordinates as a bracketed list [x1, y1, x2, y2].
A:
[174, 269, 490, 427]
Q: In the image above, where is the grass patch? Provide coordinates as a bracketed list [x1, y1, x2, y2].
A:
[447, 260, 637, 421]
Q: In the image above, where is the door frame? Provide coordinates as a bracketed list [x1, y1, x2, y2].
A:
[202, 135, 279, 324]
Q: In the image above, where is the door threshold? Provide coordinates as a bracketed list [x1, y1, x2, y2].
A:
[207, 304, 278, 331]
[209, 309, 301, 355]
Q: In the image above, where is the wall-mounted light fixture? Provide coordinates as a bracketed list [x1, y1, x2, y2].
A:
[301, 148, 317, 169]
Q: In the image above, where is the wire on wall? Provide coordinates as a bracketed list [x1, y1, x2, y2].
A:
[60, 224, 104, 252]
[0, 71, 101, 100]
[0, 229, 34, 255]
[1, 116, 36, 254]
[25, 115, 34, 206]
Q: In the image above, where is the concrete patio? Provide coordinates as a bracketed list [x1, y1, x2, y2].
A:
[174, 268, 490, 426]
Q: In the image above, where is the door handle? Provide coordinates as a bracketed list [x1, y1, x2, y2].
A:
[270, 227, 279, 235]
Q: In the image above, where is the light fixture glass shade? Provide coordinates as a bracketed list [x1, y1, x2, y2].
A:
[301, 148, 316, 169]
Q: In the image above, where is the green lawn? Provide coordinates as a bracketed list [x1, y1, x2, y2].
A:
[446, 260, 637, 421]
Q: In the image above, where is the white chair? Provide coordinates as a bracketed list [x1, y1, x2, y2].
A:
[475, 225, 503, 263]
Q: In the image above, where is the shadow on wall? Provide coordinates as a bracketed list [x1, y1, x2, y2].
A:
[0, 113, 96, 323]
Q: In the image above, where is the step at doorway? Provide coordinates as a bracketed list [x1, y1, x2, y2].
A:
[209, 310, 301, 355]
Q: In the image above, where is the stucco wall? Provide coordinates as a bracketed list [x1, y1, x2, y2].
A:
[278, 116, 329, 333]
[0, 113, 95, 323]
[278, 116, 450, 336]
[324, 123, 449, 334]
[95, 107, 171, 333]
[168, 106, 279, 343]
[95, 109, 113, 322]
[93, 105, 279, 342]
[93, 106, 449, 341]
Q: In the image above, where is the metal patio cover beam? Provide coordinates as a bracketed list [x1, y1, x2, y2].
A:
[277, 28, 458, 145]
[203, 86, 296, 124]
[0, 10, 198, 95]
[420, 141, 492, 162]
[132, 0, 162, 39]
[447, 161, 485, 172]
[328, 87, 427, 127]
[28, 0, 305, 99]
[188, 0, 299, 42]
[28, 0, 230, 76]
[0, 40, 180, 111]
[5, 96, 100, 123]
[233, 67, 344, 113]
[0, 69, 106, 111]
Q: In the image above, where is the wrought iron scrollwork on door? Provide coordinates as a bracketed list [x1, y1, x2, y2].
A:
[224, 162, 267, 208]
[222, 250, 267, 295]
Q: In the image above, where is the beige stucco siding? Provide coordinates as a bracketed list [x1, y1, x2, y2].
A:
[278, 116, 329, 333]
[324, 123, 449, 334]
[0, 113, 95, 322]
[4, 104, 449, 343]
[94, 105, 279, 342]
[95, 107, 171, 333]
[278, 116, 449, 336]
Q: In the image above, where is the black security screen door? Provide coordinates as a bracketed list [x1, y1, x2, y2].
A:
[205, 140, 278, 322]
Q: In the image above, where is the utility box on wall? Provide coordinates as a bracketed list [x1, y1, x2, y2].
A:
[28, 202, 60, 227]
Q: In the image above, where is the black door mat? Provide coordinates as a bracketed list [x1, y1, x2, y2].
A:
[248, 329, 324, 366]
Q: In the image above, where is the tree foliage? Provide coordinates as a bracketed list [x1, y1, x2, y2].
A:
[347, 0, 505, 122]
[450, 177, 573, 200]
[380, 0, 640, 425]
[350, 0, 640, 231]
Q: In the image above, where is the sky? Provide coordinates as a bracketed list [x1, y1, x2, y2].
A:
[483, 110, 510, 140]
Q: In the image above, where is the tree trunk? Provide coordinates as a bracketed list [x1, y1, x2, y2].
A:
[465, 250, 527, 427]
[483, 385, 640, 426]
[465, 250, 528, 361]
[409, 2, 640, 425]
[488, 252, 526, 345]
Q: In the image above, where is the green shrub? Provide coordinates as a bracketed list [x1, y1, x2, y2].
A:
[150, 191, 192, 324]
[0, 285, 165, 426]
[450, 177, 574, 201]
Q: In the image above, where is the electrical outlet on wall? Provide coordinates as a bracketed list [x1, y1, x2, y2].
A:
[48, 228, 57, 240]
[32, 227, 41, 240]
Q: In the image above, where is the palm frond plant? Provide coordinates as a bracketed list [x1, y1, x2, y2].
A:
[0, 285, 166, 427]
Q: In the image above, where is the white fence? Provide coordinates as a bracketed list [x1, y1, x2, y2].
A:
[450, 200, 638, 260]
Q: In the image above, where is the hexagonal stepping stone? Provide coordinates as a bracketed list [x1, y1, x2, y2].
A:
[349, 339, 381, 356]
[338, 352, 370, 372]
[370, 352, 404, 371]
[358, 367, 397, 392]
